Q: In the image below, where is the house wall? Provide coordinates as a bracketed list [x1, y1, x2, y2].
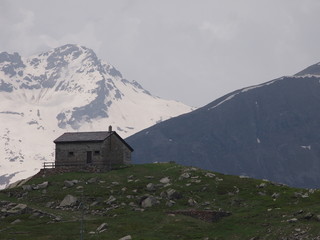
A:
[55, 134, 131, 168]
[55, 141, 104, 166]
[104, 134, 132, 166]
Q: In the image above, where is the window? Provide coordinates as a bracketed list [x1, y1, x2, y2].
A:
[68, 152, 74, 157]
[94, 150, 100, 155]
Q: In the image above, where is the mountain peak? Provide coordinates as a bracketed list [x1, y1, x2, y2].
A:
[42, 44, 99, 71]
[294, 61, 320, 76]
[127, 61, 320, 189]
[0, 44, 193, 188]
[42, 44, 93, 57]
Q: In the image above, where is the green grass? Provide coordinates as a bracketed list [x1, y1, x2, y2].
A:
[1, 163, 320, 239]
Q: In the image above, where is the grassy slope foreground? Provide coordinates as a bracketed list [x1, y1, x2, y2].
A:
[1, 163, 320, 240]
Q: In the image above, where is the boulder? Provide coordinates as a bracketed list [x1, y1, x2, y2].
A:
[11, 219, 22, 224]
[191, 179, 201, 183]
[29, 212, 42, 219]
[59, 195, 78, 207]
[258, 183, 267, 188]
[166, 189, 182, 200]
[204, 172, 215, 178]
[160, 177, 170, 184]
[22, 185, 32, 191]
[146, 183, 155, 191]
[304, 212, 313, 220]
[287, 218, 298, 223]
[129, 202, 137, 207]
[106, 196, 117, 205]
[46, 202, 54, 208]
[239, 175, 249, 179]
[64, 180, 75, 188]
[144, 176, 154, 179]
[160, 191, 167, 198]
[88, 178, 97, 184]
[201, 201, 210, 206]
[141, 196, 158, 208]
[166, 200, 175, 207]
[96, 222, 108, 233]
[7, 204, 28, 214]
[90, 201, 100, 207]
[294, 209, 304, 215]
[179, 173, 190, 179]
[188, 198, 197, 206]
[119, 235, 132, 240]
[271, 193, 280, 199]
[37, 181, 49, 189]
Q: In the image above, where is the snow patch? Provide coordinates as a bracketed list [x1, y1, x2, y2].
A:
[293, 74, 320, 78]
[301, 145, 311, 150]
[208, 79, 279, 111]
[0, 44, 194, 189]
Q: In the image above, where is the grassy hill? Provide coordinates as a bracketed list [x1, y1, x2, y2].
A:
[1, 163, 320, 240]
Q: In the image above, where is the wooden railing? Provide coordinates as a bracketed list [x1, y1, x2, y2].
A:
[42, 162, 88, 169]
[43, 162, 56, 169]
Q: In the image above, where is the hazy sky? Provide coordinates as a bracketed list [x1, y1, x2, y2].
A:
[1, 0, 320, 107]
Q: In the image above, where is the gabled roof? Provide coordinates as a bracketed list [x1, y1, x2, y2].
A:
[54, 131, 134, 151]
[54, 131, 112, 142]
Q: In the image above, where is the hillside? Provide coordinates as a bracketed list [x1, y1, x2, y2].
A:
[1, 163, 320, 239]
[0, 44, 193, 188]
[126, 62, 320, 189]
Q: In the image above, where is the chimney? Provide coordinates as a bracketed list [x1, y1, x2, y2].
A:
[108, 125, 112, 132]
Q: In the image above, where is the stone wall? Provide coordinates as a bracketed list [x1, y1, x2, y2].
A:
[55, 141, 104, 166]
[104, 134, 132, 166]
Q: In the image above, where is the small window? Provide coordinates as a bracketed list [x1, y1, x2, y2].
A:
[94, 150, 100, 155]
[68, 152, 74, 157]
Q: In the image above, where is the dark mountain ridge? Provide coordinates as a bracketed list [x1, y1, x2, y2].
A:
[127, 62, 320, 188]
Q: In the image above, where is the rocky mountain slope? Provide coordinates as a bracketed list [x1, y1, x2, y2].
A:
[0, 44, 193, 188]
[1, 163, 320, 239]
[127, 62, 320, 188]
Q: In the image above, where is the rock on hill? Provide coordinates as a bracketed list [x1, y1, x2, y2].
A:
[0, 44, 193, 188]
[127, 62, 320, 188]
[1, 163, 320, 239]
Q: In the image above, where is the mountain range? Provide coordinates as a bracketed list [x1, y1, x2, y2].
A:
[0, 44, 193, 188]
[127, 62, 320, 188]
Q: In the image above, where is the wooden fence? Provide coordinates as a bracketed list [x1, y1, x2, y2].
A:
[42, 162, 87, 169]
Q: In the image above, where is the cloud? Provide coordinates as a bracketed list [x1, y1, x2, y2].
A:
[199, 21, 238, 42]
[1, 0, 320, 107]
[37, 22, 103, 54]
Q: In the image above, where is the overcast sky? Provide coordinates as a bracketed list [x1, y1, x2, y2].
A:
[1, 0, 320, 107]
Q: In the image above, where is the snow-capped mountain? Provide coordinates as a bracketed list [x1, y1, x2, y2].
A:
[0, 44, 194, 188]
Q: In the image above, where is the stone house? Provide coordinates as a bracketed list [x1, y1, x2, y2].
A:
[53, 126, 133, 169]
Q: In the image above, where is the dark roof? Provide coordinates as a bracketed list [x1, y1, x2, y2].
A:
[54, 131, 112, 142]
[54, 131, 134, 152]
